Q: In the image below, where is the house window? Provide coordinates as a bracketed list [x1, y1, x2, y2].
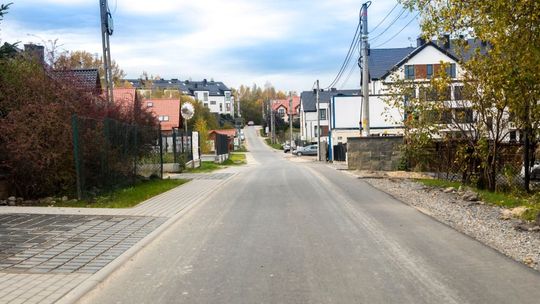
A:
[158, 115, 169, 122]
[204, 103, 209, 108]
[427, 64, 433, 79]
[454, 85, 464, 100]
[226, 103, 231, 111]
[446, 63, 457, 78]
[455, 108, 474, 123]
[203, 92, 209, 101]
[219, 104, 223, 112]
[225, 92, 231, 101]
[210, 100, 216, 105]
[405, 65, 415, 80]
[147, 102, 153, 108]
[319, 109, 327, 120]
[278, 108, 285, 117]
[314, 126, 318, 137]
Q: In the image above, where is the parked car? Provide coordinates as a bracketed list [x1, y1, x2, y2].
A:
[283, 143, 291, 153]
[247, 121, 254, 126]
[295, 145, 317, 156]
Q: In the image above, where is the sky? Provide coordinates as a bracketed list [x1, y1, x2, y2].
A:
[0, 0, 420, 92]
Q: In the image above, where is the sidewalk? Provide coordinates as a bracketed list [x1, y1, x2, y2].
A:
[0, 167, 243, 304]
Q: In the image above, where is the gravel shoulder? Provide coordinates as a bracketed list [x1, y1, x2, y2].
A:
[362, 176, 540, 271]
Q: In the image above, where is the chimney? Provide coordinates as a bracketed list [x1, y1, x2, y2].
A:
[416, 37, 425, 47]
[331, 88, 337, 92]
[443, 34, 451, 49]
[313, 89, 316, 93]
[24, 44, 45, 64]
[203, 79, 207, 86]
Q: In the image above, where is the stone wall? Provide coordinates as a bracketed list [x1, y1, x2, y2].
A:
[347, 136, 403, 171]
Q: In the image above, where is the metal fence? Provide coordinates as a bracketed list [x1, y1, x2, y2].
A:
[421, 140, 536, 191]
[71, 115, 162, 199]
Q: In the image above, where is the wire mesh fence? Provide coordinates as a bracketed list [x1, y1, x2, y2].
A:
[421, 140, 537, 191]
[71, 115, 163, 199]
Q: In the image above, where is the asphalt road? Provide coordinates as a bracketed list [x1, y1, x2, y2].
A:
[80, 126, 540, 304]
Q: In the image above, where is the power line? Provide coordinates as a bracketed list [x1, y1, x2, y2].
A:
[368, 8, 408, 43]
[369, 3, 399, 33]
[372, 12, 420, 48]
[340, 42, 360, 89]
[325, 19, 361, 89]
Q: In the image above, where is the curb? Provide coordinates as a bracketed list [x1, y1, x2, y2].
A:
[56, 172, 241, 304]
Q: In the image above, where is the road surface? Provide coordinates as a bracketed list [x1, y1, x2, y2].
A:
[80, 126, 540, 304]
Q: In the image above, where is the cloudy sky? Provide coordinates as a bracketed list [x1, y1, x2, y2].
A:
[1, 0, 420, 92]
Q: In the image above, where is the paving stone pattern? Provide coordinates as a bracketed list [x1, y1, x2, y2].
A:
[175, 173, 235, 180]
[0, 214, 166, 274]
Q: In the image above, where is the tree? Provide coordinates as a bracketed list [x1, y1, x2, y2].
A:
[55, 50, 126, 87]
[399, 0, 540, 190]
[0, 3, 17, 59]
[194, 116, 211, 154]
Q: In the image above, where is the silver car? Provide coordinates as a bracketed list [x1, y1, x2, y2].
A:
[295, 145, 317, 156]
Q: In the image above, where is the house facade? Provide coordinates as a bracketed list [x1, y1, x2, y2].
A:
[300, 38, 496, 148]
[128, 78, 235, 116]
[299, 89, 358, 143]
[272, 96, 300, 123]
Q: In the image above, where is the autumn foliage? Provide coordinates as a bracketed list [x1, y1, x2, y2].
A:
[0, 57, 156, 198]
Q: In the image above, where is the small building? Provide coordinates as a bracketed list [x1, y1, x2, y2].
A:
[208, 129, 236, 152]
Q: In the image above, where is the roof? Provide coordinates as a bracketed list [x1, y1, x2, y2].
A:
[371, 39, 488, 80]
[51, 69, 101, 93]
[144, 99, 181, 131]
[272, 96, 301, 114]
[300, 89, 359, 112]
[209, 129, 236, 138]
[126, 79, 231, 96]
[110, 88, 137, 114]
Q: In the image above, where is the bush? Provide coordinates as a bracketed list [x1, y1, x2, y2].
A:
[0, 57, 156, 198]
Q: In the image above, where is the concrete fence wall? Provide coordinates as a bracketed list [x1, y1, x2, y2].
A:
[347, 136, 404, 171]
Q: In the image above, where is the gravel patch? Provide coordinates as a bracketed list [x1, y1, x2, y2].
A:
[365, 177, 540, 271]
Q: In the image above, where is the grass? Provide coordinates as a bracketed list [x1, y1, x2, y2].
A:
[235, 145, 249, 152]
[184, 153, 247, 173]
[50, 179, 189, 208]
[418, 178, 540, 221]
[264, 138, 283, 150]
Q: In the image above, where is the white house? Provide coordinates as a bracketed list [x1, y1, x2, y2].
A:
[299, 89, 358, 143]
[300, 38, 498, 143]
[128, 78, 235, 116]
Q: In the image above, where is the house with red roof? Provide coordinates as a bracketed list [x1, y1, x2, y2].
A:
[143, 99, 181, 133]
[208, 129, 236, 151]
[272, 96, 300, 123]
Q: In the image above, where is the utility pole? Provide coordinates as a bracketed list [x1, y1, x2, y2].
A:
[271, 103, 276, 144]
[100, 0, 114, 107]
[360, 1, 371, 136]
[316, 80, 321, 161]
[289, 94, 294, 149]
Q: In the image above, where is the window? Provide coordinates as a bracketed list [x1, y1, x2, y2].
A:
[210, 100, 216, 105]
[147, 102, 153, 108]
[314, 126, 318, 137]
[319, 109, 327, 120]
[446, 63, 457, 78]
[204, 103, 209, 108]
[278, 108, 285, 117]
[158, 115, 169, 122]
[226, 103, 231, 111]
[405, 65, 415, 80]
[455, 108, 474, 123]
[427, 64, 433, 79]
[203, 92, 209, 101]
[454, 85, 464, 100]
[219, 104, 223, 112]
[225, 92, 231, 101]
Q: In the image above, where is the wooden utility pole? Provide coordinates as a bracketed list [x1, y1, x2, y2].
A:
[100, 0, 114, 107]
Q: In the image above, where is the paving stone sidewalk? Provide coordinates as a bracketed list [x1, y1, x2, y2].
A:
[0, 169, 240, 304]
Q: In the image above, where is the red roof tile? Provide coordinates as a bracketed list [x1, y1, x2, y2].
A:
[271, 96, 301, 115]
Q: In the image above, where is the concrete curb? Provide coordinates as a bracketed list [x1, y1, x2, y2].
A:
[57, 172, 241, 304]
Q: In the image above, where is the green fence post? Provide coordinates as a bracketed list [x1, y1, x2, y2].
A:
[71, 115, 83, 200]
[172, 129, 178, 164]
[159, 125, 164, 179]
